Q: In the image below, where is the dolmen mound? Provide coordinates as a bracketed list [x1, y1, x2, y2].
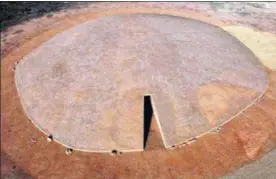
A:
[14, 14, 268, 152]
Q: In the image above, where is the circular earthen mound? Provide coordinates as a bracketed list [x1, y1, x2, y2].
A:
[15, 14, 268, 152]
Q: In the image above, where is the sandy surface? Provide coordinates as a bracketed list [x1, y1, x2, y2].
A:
[223, 26, 276, 69]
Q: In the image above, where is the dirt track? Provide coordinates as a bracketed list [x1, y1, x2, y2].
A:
[1, 2, 276, 179]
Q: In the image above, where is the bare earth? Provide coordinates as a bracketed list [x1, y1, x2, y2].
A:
[15, 13, 267, 152]
[1, 2, 276, 179]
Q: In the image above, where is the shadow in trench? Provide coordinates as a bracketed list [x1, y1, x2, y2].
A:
[143, 95, 153, 149]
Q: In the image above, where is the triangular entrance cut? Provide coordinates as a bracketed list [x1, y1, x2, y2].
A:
[143, 95, 164, 150]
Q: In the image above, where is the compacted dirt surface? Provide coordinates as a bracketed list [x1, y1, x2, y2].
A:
[1, 2, 276, 179]
[14, 13, 268, 152]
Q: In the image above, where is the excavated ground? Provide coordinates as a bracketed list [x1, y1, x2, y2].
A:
[1, 2, 276, 179]
[15, 13, 267, 152]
